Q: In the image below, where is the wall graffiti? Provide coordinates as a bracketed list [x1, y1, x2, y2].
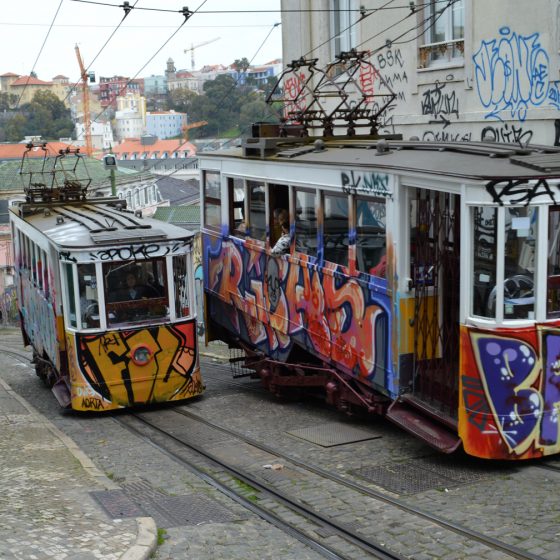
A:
[422, 130, 472, 142]
[481, 123, 533, 145]
[485, 178, 560, 206]
[421, 81, 460, 128]
[284, 71, 307, 119]
[461, 328, 560, 458]
[205, 236, 392, 387]
[67, 320, 201, 411]
[473, 27, 553, 121]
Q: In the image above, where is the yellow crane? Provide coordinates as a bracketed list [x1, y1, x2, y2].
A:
[74, 45, 92, 157]
[183, 120, 208, 141]
[184, 38, 220, 70]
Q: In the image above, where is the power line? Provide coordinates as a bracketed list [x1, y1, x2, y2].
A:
[0, 22, 274, 29]
[14, 0, 64, 110]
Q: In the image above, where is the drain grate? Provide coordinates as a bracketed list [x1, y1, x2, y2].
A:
[286, 422, 382, 447]
[351, 455, 518, 495]
[92, 478, 243, 528]
[90, 490, 147, 519]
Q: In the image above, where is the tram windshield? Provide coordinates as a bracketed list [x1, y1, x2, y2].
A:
[104, 259, 169, 326]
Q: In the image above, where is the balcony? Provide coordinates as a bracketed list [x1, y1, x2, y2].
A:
[418, 39, 464, 69]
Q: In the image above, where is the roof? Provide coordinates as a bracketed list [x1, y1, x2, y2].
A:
[52, 74, 69, 80]
[153, 205, 200, 225]
[112, 139, 196, 158]
[155, 176, 199, 205]
[9, 200, 194, 250]
[0, 72, 19, 78]
[207, 138, 560, 182]
[0, 142, 77, 161]
[10, 76, 52, 87]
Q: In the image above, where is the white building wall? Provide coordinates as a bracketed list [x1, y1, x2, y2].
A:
[280, 0, 560, 146]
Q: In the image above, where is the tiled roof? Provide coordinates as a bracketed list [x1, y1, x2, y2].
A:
[10, 76, 53, 86]
[153, 205, 200, 225]
[112, 138, 196, 158]
[0, 142, 78, 160]
[0, 72, 19, 78]
[0, 154, 145, 193]
[53, 74, 69, 79]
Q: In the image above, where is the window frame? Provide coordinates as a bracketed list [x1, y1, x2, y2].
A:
[322, 191, 350, 267]
[203, 170, 222, 232]
[355, 195, 387, 276]
[294, 187, 319, 258]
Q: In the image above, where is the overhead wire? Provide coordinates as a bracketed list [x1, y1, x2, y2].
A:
[14, 0, 64, 110]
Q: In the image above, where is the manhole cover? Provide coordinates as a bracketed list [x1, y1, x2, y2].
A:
[286, 422, 382, 447]
[90, 490, 147, 519]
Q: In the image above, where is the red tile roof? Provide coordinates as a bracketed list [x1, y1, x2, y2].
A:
[112, 138, 196, 157]
[0, 142, 77, 160]
[11, 76, 53, 86]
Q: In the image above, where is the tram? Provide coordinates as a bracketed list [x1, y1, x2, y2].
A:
[10, 143, 203, 412]
[199, 122, 560, 460]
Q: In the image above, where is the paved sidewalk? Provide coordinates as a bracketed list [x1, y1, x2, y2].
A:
[0, 376, 157, 560]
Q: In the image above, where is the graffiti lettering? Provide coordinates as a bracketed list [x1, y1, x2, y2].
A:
[81, 397, 103, 410]
[59, 251, 77, 263]
[284, 72, 307, 119]
[473, 27, 552, 121]
[89, 241, 187, 262]
[549, 81, 560, 110]
[341, 171, 392, 198]
[422, 130, 472, 142]
[377, 48, 404, 70]
[421, 81, 459, 128]
[485, 178, 560, 205]
[481, 123, 533, 146]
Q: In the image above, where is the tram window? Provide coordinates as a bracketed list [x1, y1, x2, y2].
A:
[78, 264, 99, 329]
[323, 194, 349, 266]
[501, 207, 536, 320]
[229, 178, 246, 236]
[356, 198, 386, 276]
[63, 262, 78, 328]
[548, 207, 560, 317]
[472, 207, 497, 318]
[248, 180, 266, 241]
[104, 260, 169, 326]
[269, 184, 289, 246]
[295, 189, 317, 256]
[173, 255, 190, 318]
[203, 171, 221, 230]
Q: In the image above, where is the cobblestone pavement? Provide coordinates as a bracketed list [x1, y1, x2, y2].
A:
[1, 328, 560, 559]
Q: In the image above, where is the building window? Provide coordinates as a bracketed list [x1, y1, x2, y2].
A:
[419, 0, 464, 68]
[331, 0, 358, 58]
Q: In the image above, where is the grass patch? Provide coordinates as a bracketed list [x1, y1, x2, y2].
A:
[157, 528, 168, 546]
[231, 477, 259, 502]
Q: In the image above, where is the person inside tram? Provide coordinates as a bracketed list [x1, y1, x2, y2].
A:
[272, 208, 289, 243]
[271, 214, 291, 255]
[123, 270, 150, 301]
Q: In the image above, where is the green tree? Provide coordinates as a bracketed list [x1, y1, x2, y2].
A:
[168, 88, 198, 114]
[0, 92, 17, 110]
[18, 90, 74, 140]
[4, 114, 27, 141]
[238, 95, 277, 133]
[232, 58, 250, 73]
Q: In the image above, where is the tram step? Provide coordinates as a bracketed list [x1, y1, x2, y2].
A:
[51, 379, 71, 408]
[386, 399, 461, 454]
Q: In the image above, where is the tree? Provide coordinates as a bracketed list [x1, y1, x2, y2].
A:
[0, 92, 17, 111]
[238, 95, 277, 133]
[168, 88, 198, 114]
[2, 90, 74, 142]
[232, 58, 250, 73]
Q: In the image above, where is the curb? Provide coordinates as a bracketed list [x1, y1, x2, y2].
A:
[0, 375, 158, 560]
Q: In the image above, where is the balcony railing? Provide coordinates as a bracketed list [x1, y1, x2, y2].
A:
[418, 39, 464, 68]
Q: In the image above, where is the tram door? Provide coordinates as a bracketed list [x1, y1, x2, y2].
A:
[410, 188, 460, 419]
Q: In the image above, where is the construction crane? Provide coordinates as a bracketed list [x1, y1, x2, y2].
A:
[74, 45, 92, 157]
[183, 120, 208, 141]
[184, 38, 220, 70]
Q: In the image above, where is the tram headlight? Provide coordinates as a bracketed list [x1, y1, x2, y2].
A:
[132, 345, 152, 366]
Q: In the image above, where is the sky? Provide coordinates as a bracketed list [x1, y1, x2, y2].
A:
[1, 0, 283, 82]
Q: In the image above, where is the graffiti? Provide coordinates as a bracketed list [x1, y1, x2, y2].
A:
[284, 71, 307, 119]
[89, 241, 188, 262]
[341, 171, 392, 197]
[59, 251, 77, 263]
[67, 320, 201, 410]
[481, 123, 533, 146]
[422, 130, 472, 142]
[376, 48, 404, 70]
[421, 82, 459, 128]
[485, 178, 559, 206]
[359, 62, 381, 104]
[473, 27, 552, 121]
[549, 81, 560, 110]
[466, 331, 560, 457]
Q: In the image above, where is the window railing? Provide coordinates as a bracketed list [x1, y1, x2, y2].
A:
[418, 39, 464, 68]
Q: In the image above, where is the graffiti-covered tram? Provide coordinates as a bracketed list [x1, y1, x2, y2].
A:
[200, 130, 560, 460]
[10, 191, 202, 412]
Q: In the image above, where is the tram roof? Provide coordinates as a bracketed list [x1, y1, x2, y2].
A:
[9, 199, 195, 250]
[203, 139, 560, 181]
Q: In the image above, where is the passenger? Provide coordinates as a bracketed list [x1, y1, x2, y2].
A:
[271, 216, 291, 256]
[272, 208, 288, 242]
[122, 271, 150, 300]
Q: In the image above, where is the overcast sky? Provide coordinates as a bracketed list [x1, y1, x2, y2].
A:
[1, 0, 283, 82]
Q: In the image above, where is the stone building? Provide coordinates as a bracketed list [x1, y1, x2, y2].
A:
[280, 0, 560, 145]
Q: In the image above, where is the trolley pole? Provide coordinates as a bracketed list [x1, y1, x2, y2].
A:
[110, 167, 116, 197]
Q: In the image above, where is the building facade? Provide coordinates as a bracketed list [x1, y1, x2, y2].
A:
[98, 76, 143, 109]
[280, 0, 560, 145]
[146, 110, 187, 139]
